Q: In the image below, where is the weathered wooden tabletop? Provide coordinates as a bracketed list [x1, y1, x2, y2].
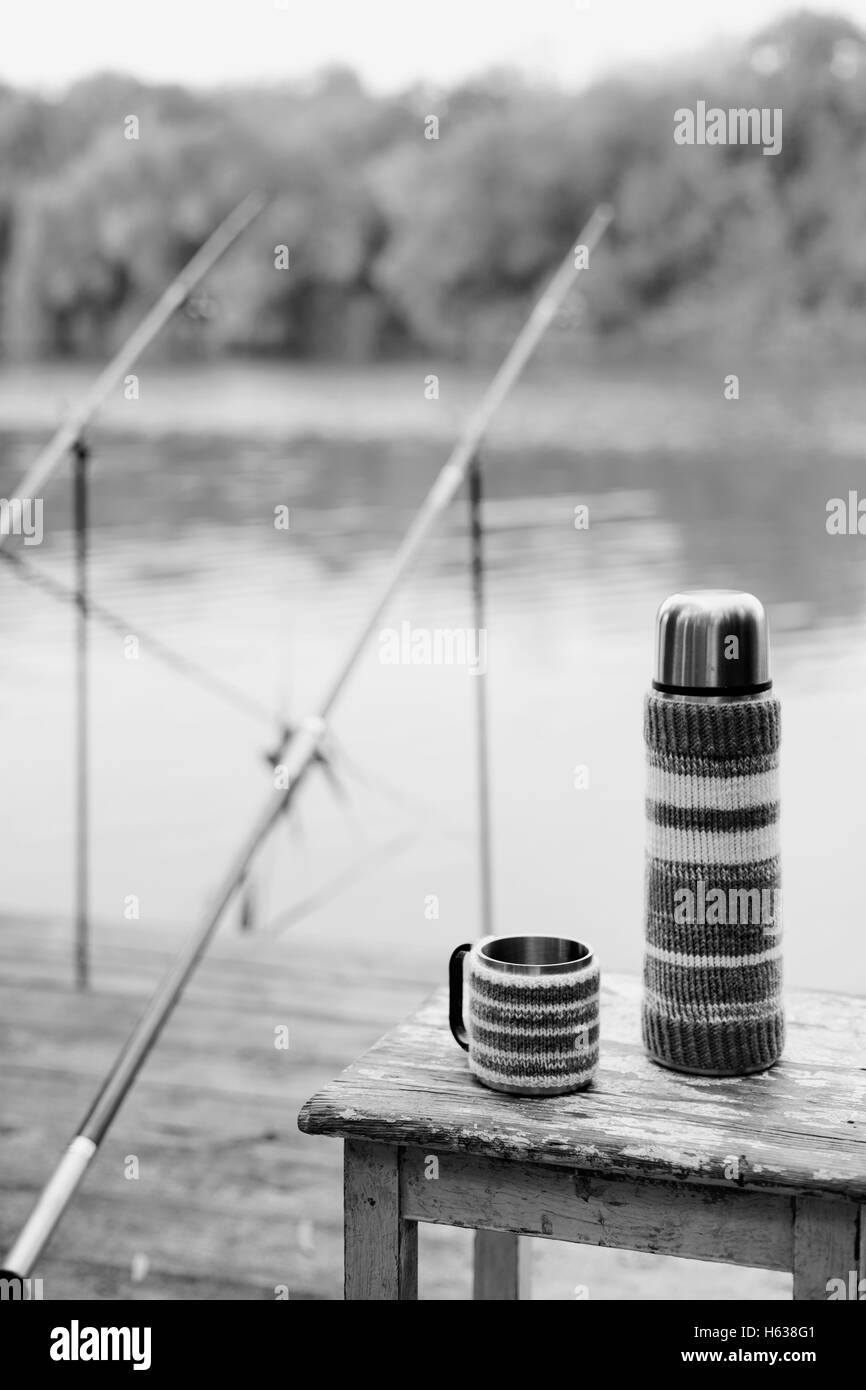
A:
[298, 975, 866, 1202]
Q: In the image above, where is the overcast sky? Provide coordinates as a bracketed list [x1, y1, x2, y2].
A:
[1, 0, 862, 93]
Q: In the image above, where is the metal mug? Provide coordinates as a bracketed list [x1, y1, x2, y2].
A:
[448, 935, 600, 1096]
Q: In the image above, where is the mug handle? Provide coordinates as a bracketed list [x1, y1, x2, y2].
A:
[448, 944, 471, 1050]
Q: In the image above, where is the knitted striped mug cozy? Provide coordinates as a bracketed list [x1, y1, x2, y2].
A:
[449, 936, 600, 1096]
[642, 693, 784, 1075]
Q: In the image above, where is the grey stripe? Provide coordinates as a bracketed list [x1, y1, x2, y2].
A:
[645, 694, 781, 759]
[646, 750, 779, 780]
[647, 801, 779, 832]
[469, 996, 600, 1027]
[646, 859, 781, 890]
[471, 1041, 600, 1079]
[644, 956, 782, 1003]
[470, 1020, 600, 1054]
[645, 920, 779, 956]
[469, 970, 600, 1009]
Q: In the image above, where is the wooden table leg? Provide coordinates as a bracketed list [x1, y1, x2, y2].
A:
[344, 1139, 418, 1300]
[793, 1197, 864, 1301]
[473, 1230, 529, 1300]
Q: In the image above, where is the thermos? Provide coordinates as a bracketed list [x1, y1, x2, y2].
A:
[641, 590, 784, 1075]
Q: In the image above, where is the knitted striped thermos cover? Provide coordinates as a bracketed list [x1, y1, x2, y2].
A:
[642, 694, 784, 1075]
[468, 951, 600, 1095]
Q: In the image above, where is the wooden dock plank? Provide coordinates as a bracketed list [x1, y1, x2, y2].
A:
[0, 915, 430, 1300]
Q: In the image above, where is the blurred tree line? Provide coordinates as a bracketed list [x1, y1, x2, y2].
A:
[1, 9, 865, 362]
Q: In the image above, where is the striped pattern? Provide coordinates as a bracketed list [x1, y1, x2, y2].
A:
[642, 692, 785, 1076]
[646, 823, 780, 864]
[646, 766, 778, 810]
[467, 951, 600, 1095]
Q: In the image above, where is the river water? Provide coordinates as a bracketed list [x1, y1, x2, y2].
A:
[1, 368, 864, 994]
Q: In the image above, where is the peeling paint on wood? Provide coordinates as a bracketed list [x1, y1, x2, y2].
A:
[299, 977, 866, 1203]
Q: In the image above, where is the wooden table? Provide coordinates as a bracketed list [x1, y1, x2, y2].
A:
[298, 974, 866, 1300]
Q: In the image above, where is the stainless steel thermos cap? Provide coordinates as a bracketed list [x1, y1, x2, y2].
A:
[653, 590, 771, 695]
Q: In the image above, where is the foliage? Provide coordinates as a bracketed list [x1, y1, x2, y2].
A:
[1, 11, 864, 360]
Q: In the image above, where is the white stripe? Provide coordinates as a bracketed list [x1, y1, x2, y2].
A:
[470, 955, 597, 990]
[471, 1040, 595, 1062]
[469, 1012, 597, 1037]
[647, 767, 777, 811]
[647, 823, 780, 864]
[471, 1057, 595, 1091]
[645, 943, 782, 968]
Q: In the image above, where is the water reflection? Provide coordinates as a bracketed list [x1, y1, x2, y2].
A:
[0, 426, 864, 993]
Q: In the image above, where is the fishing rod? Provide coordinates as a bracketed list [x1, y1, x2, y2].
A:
[0, 545, 294, 736]
[0, 190, 268, 990]
[0, 190, 267, 553]
[1, 202, 613, 1279]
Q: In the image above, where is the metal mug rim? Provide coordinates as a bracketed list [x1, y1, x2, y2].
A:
[475, 933, 594, 975]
